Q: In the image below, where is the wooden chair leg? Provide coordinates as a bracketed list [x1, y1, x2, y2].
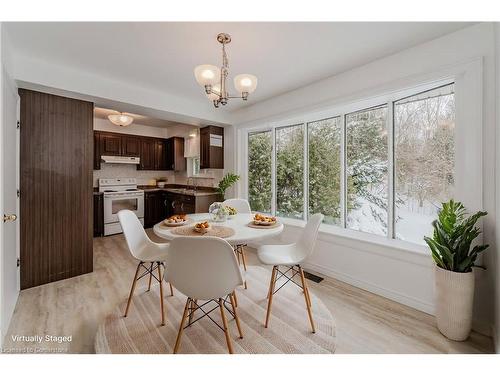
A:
[124, 262, 142, 317]
[157, 262, 165, 326]
[240, 247, 248, 271]
[233, 291, 238, 307]
[161, 263, 174, 296]
[173, 298, 191, 354]
[218, 298, 234, 354]
[298, 266, 315, 333]
[265, 266, 278, 328]
[147, 262, 153, 292]
[229, 293, 243, 339]
[188, 299, 197, 325]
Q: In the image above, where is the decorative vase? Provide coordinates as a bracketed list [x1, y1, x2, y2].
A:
[434, 266, 475, 341]
[209, 202, 228, 223]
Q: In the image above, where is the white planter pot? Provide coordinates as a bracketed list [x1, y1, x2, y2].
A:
[435, 266, 475, 341]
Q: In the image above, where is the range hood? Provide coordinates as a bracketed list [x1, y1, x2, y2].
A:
[101, 155, 140, 165]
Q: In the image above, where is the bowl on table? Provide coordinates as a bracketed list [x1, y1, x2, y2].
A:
[194, 221, 211, 234]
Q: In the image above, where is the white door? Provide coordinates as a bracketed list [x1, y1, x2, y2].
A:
[0, 71, 20, 343]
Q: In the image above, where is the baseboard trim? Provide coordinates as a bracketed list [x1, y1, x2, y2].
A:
[303, 261, 435, 315]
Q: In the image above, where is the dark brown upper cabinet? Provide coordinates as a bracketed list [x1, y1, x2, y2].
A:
[93, 130, 185, 171]
[100, 132, 122, 156]
[122, 135, 141, 156]
[155, 140, 167, 170]
[166, 137, 186, 171]
[200, 125, 224, 169]
[139, 137, 156, 170]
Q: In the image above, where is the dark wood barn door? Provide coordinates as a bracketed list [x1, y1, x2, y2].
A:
[19, 89, 94, 289]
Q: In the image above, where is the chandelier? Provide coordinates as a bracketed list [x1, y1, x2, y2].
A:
[194, 33, 257, 108]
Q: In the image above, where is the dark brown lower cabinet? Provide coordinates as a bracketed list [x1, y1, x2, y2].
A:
[19, 89, 94, 290]
[144, 191, 169, 228]
[93, 193, 104, 237]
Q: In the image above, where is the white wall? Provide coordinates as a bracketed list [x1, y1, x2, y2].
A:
[236, 23, 497, 336]
[0, 23, 20, 347]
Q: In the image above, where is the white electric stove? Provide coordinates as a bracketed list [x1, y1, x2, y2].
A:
[99, 178, 144, 236]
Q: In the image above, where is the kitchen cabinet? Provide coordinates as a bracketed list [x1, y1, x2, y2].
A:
[167, 193, 195, 215]
[93, 131, 185, 171]
[100, 133, 122, 156]
[93, 193, 104, 237]
[122, 136, 141, 156]
[155, 140, 167, 170]
[200, 125, 224, 169]
[138, 138, 156, 170]
[165, 137, 186, 171]
[144, 191, 168, 228]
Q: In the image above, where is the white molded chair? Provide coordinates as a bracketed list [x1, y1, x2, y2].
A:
[257, 213, 324, 333]
[118, 209, 174, 326]
[165, 237, 244, 354]
[223, 198, 251, 288]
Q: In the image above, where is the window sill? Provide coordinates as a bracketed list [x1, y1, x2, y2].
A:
[278, 217, 431, 263]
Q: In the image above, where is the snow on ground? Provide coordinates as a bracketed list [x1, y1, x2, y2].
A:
[347, 196, 437, 244]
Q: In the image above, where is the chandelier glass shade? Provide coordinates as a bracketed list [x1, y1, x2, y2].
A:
[194, 33, 257, 108]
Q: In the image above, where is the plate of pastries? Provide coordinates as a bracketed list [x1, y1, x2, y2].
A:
[163, 214, 189, 227]
[194, 221, 211, 234]
[253, 213, 278, 226]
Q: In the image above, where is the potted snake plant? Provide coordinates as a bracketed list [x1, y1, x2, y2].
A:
[424, 200, 488, 341]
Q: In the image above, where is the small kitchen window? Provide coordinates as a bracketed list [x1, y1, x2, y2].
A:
[187, 157, 201, 177]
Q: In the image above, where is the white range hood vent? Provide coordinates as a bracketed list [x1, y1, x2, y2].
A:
[101, 155, 140, 165]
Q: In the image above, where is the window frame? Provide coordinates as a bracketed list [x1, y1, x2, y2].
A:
[247, 129, 273, 214]
[242, 61, 482, 253]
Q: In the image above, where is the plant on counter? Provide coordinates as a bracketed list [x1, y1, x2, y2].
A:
[424, 199, 488, 273]
[424, 199, 489, 341]
[216, 172, 240, 199]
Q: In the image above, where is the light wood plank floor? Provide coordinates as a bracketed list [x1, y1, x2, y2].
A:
[2, 230, 494, 354]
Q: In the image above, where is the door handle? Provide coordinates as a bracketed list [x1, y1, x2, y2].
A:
[3, 213, 17, 223]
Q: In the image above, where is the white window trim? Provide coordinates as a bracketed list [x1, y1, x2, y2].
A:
[239, 58, 483, 256]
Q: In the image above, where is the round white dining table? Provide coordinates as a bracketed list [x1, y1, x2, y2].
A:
[153, 213, 284, 246]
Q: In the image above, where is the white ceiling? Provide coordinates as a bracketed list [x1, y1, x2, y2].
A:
[6, 22, 474, 112]
[94, 107, 197, 128]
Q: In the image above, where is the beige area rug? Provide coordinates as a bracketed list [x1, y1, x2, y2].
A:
[95, 266, 336, 354]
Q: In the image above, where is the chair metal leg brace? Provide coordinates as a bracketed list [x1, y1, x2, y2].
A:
[174, 293, 243, 354]
[265, 264, 315, 333]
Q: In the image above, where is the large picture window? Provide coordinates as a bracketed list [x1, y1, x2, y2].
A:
[276, 125, 304, 219]
[245, 81, 458, 247]
[394, 84, 455, 244]
[248, 131, 272, 213]
[308, 117, 341, 225]
[346, 106, 388, 235]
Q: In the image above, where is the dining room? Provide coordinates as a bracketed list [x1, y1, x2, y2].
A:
[1, 6, 500, 371]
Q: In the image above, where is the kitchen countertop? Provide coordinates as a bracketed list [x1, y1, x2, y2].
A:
[139, 185, 220, 197]
[93, 185, 220, 197]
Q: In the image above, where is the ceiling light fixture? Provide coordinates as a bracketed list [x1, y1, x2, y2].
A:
[108, 112, 134, 127]
[194, 33, 257, 108]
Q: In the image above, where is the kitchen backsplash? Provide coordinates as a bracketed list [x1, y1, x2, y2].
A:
[93, 163, 223, 188]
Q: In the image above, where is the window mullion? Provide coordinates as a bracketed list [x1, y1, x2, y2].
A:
[387, 101, 395, 239]
[303, 123, 308, 221]
[271, 127, 277, 216]
[340, 114, 346, 228]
